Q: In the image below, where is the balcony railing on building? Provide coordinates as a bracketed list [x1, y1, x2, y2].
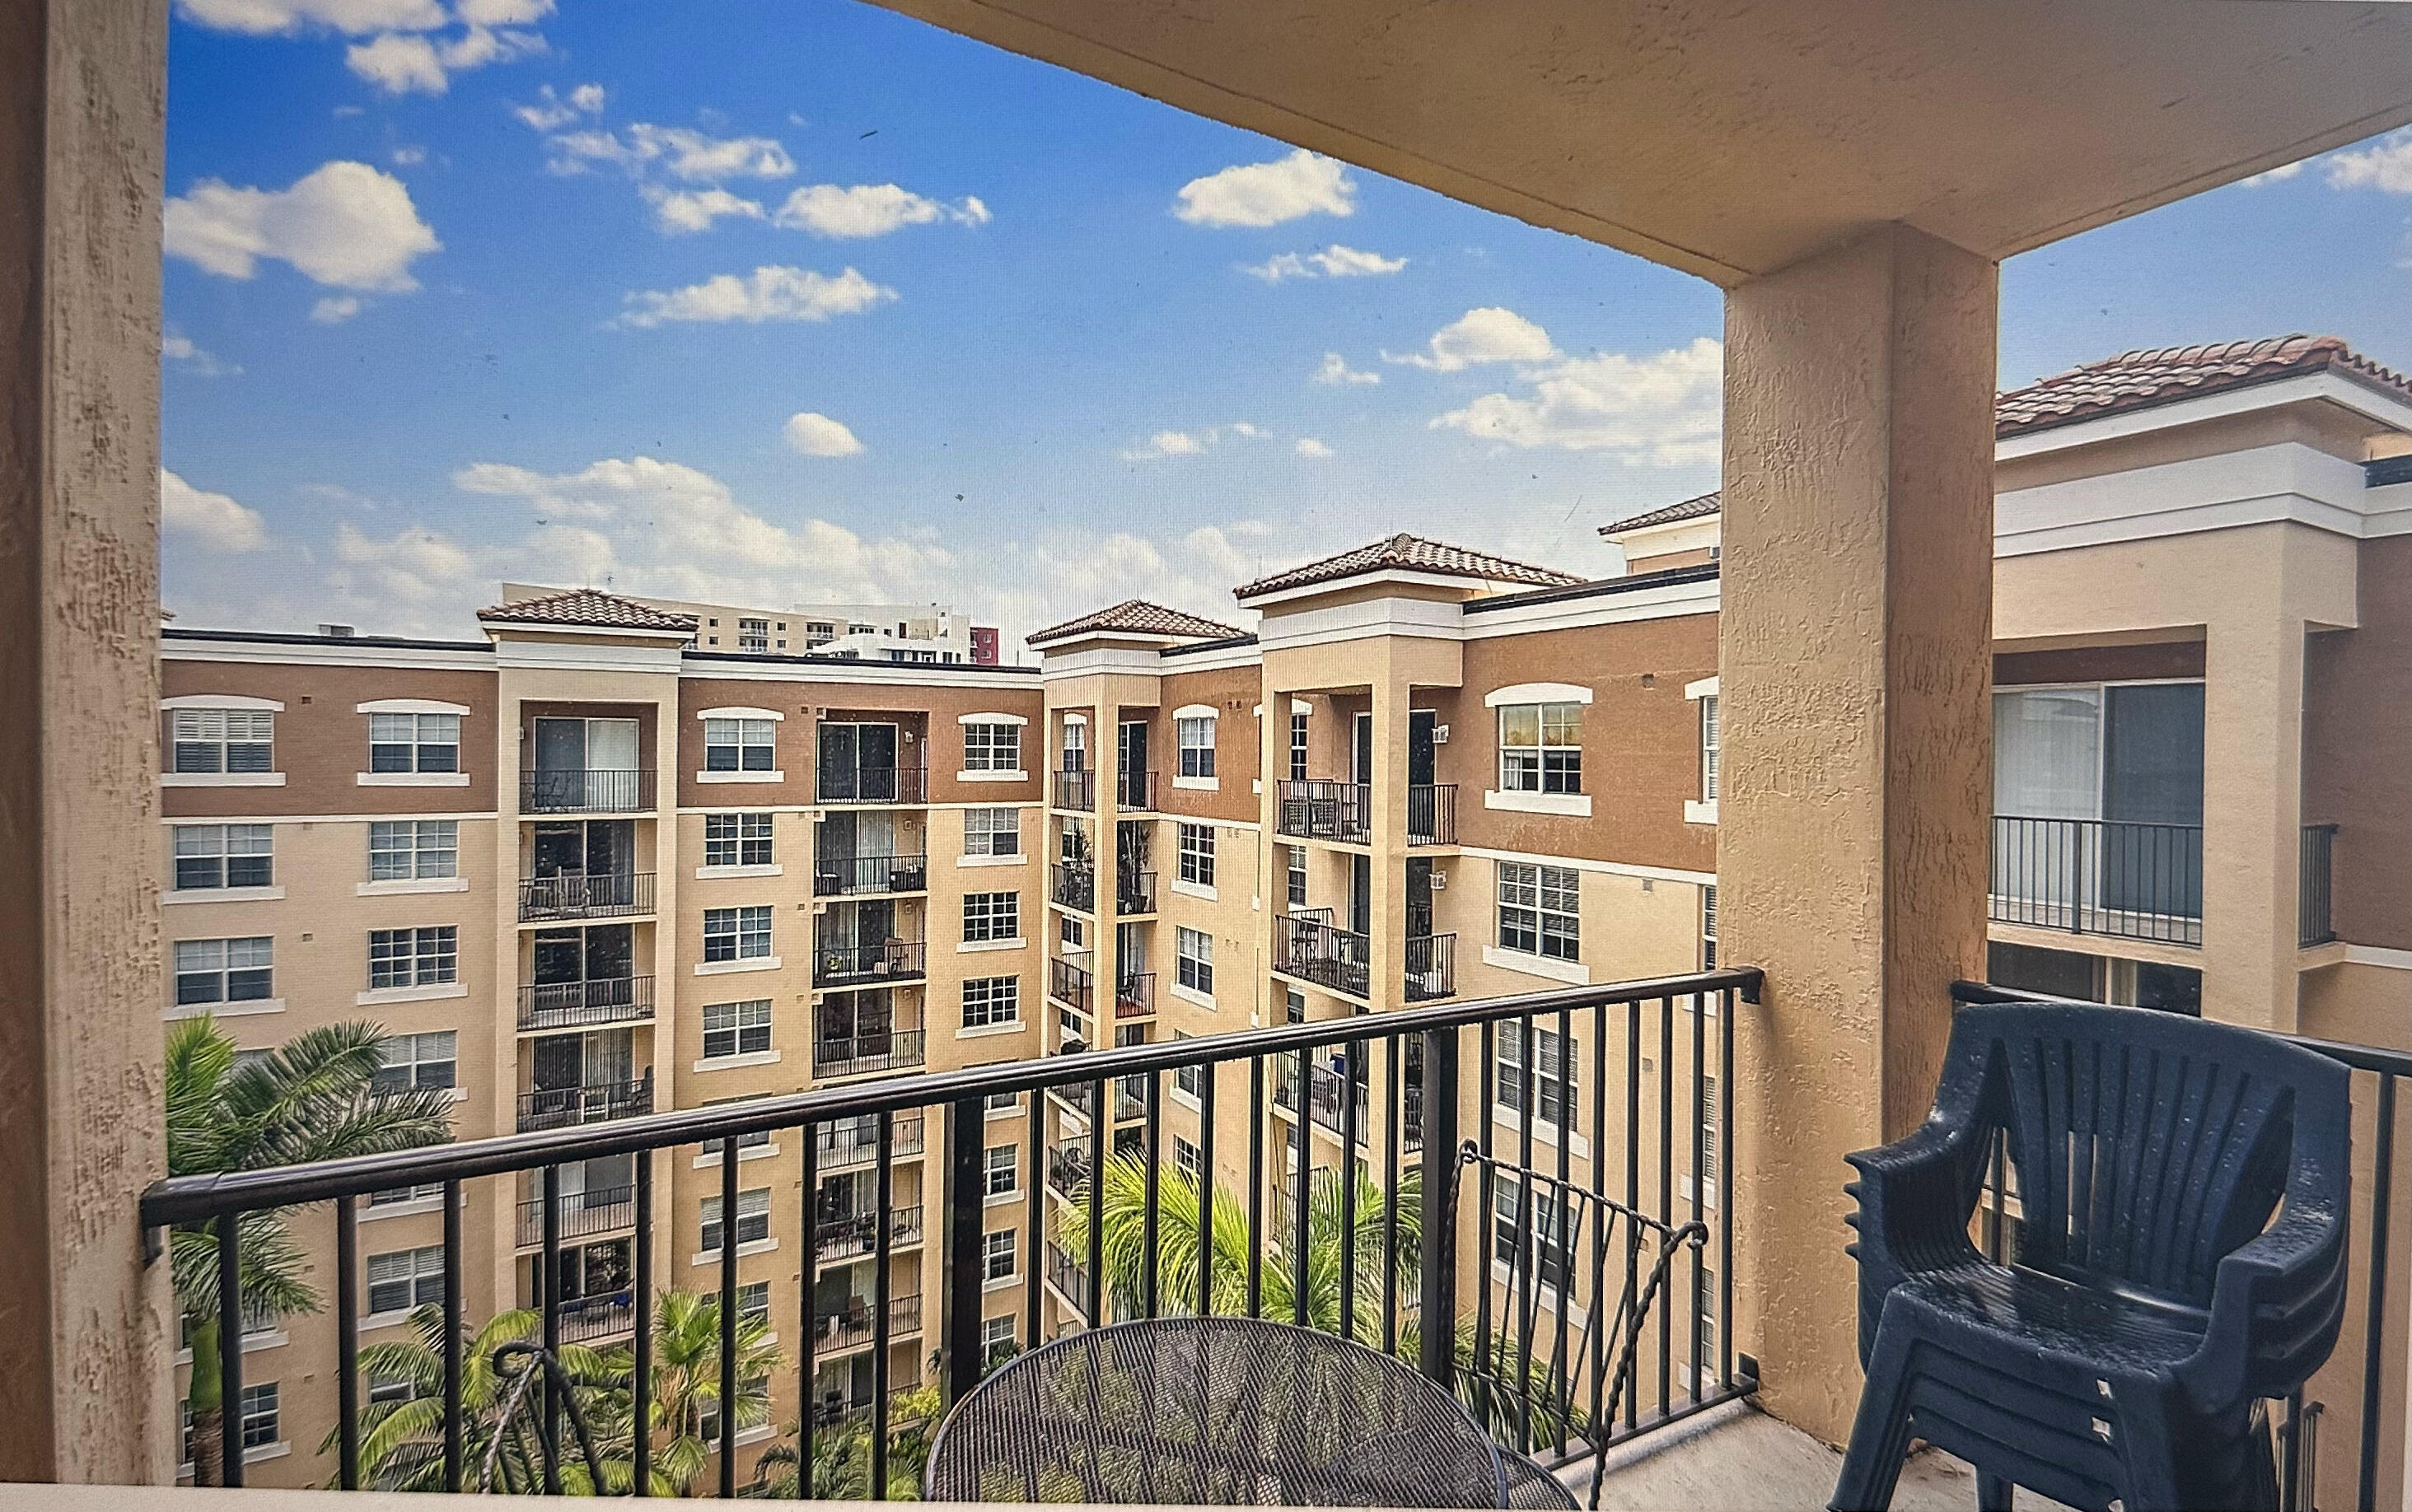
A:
[520, 768, 653, 814]
[1046, 1141, 1088, 1200]
[1049, 956, 1094, 1017]
[1277, 779, 1371, 843]
[1118, 870, 1157, 916]
[516, 974, 653, 1032]
[817, 764, 928, 805]
[814, 1203, 925, 1263]
[517, 870, 654, 922]
[811, 1027, 926, 1079]
[817, 1112, 923, 1170]
[1051, 861, 1096, 913]
[1115, 970, 1155, 1020]
[1116, 769, 1157, 812]
[1054, 768, 1096, 812]
[2302, 823, 2339, 948]
[1405, 932, 1456, 1001]
[552, 1290, 634, 1345]
[813, 852, 929, 898]
[515, 1074, 653, 1133]
[812, 937, 926, 988]
[1989, 814, 2204, 946]
[515, 1185, 635, 1248]
[1045, 1241, 1093, 1314]
[1277, 908, 1372, 998]
[816, 1295, 923, 1356]
[1308, 1062, 1367, 1144]
[1409, 783, 1457, 846]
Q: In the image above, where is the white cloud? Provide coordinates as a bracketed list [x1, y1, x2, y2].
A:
[345, 24, 544, 95]
[1174, 149, 1355, 228]
[1126, 430, 1205, 460]
[515, 82, 603, 132]
[773, 184, 991, 238]
[783, 412, 864, 457]
[390, 145, 426, 166]
[165, 160, 441, 292]
[1429, 335, 1724, 464]
[548, 124, 794, 182]
[1313, 352, 1379, 386]
[456, 0, 552, 22]
[615, 265, 895, 328]
[1385, 307, 1556, 372]
[2238, 161, 2306, 189]
[311, 295, 364, 324]
[161, 469, 268, 553]
[162, 334, 240, 376]
[1242, 245, 1406, 282]
[332, 521, 479, 604]
[645, 187, 765, 235]
[2327, 129, 2412, 193]
[173, 0, 446, 35]
[1295, 437, 1334, 459]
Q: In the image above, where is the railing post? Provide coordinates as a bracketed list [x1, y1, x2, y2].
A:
[1418, 1025, 1460, 1386]
[944, 1095, 988, 1406]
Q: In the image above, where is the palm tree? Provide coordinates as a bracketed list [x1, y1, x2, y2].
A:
[587, 1287, 785, 1496]
[166, 1015, 456, 1484]
[343, 1304, 618, 1491]
[749, 1381, 944, 1500]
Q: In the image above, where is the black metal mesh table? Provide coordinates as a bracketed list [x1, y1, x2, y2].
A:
[926, 1316, 1558, 1507]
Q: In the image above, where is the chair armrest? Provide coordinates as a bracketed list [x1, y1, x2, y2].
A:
[2181, 1208, 2349, 1408]
[1846, 1114, 1992, 1261]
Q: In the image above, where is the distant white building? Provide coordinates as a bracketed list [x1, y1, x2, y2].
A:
[496, 585, 994, 664]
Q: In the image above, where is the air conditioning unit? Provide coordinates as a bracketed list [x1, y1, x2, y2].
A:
[1432, 725, 1450, 744]
[1429, 870, 1448, 891]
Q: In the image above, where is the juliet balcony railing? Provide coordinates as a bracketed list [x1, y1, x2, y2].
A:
[517, 870, 653, 922]
[817, 1112, 924, 1171]
[813, 853, 929, 898]
[1277, 907, 1372, 999]
[515, 1185, 635, 1248]
[2302, 822, 2339, 948]
[1116, 769, 1158, 813]
[516, 974, 653, 1032]
[1277, 779, 1372, 843]
[811, 1028, 926, 1080]
[815, 1294, 923, 1354]
[1051, 861, 1096, 912]
[1054, 768, 1096, 812]
[1405, 932, 1456, 1002]
[1118, 870, 1157, 916]
[1049, 956, 1094, 1017]
[817, 764, 928, 805]
[1989, 814, 2204, 946]
[811, 937, 927, 988]
[520, 768, 653, 814]
[1115, 970, 1156, 1020]
[515, 1075, 653, 1134]
[1409, 784, 1458, 846]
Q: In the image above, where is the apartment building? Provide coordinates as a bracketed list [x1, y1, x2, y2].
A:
[498, 584, 996, 666]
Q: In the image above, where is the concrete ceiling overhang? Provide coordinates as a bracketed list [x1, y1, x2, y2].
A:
[867, 0, 2412, 285]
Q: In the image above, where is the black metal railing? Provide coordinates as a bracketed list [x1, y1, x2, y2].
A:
[1054, 768, 1096, 812]
[1277, 779, 1372, 843]
[551, 1290, 635, 1345]
[811, 938, 927, 988]
[1047, 1142, 1089, 1200]
[520, 768, 653, 814]
[1116, 769, 1157, 812]
[817, 1113, 924, 1170]
[1277, 907, 1372, 999]
[1406, 933, 1457, 1002]
[816, 1295, 923, 1353]
[1989, 814, 2204, 945]
[1118, 870, 1157, 916]
[1116, 971, 1156, 1020]
[1308, 1063, 1367, 1144]
[1409, 784, 1457, 847]
[515, 1186, 635, 1248]
[515, 1076, 653, 1134]
[515, 974, 653, 1032]
[811, 1029, 927, 1080]
[817, 765, 928, 805]
[517, 870, 654, 922]
[141, 965, 1760, 1497]
[2302, 823, 2339, 949]
[814, 854, 930, 898]
[1049, 957, 1094, 1017]
[1050, 862, 1096, 913]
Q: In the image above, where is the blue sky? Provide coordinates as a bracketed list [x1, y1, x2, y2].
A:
[161, 0, 2412, 656]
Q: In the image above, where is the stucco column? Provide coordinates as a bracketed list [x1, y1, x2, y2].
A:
[1367, 657, 1410, 1012]
[0, 0, 175, 1482]
[1720, 223, 1998, 1445]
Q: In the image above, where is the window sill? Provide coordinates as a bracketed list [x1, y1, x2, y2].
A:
[695, 956, 782, 977]
[694, 1049, 783, 1072]
[958, 770, 1029, 783]
[358, 772, 470, 787]
[692, 1238, 779, 1267]
[1170, 879, 1218, 903]
[1680, 1175, 1720, 1210]
[358, 876, 469, 896]
[1684, 799, 1718, 826]
[174, 1329, 287, 1365]
[1169, 982, 1215, 1010]
[958, 937, 1026, 954]
[1484, 789, 1592, 818]
[1487, 1262, 1587, 1324]
[957, 852, 1026, 867]
[1171, 775, 1218, 791]
[166, 886, 286, 905]
[1482, 945, 1590, 987]
[698, 770, 784, 784]
[165, 997, 284, 1021]
[162, 772, 286, 787]
[1490, 1107, 1590, 1159]
[180, 1444, 292, 1481]
[360, 1310, 418, 1333]
[957, 1020, 1026, 1040]
[984, 1274, 1022, 1293]
[361, 1194, 447, 1220]
[696, 863, 783, 880]
[357, 982, 468, 1007]
[695, 1141, 781, 1167]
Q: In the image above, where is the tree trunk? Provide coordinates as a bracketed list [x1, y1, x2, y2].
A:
[187, 1314, 224, 1486]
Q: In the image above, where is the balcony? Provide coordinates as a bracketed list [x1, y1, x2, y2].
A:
[1276, 778, 1371, 843]
[816, 764, 928, 805]
[1045, 1241, 1093, 1314]
[1409, 783, 1457, 846]
[1116, 769, 1157, 813]
[516, 870, 653, 922]
[1276, 908, 1371, 999]
[514, 1185, 634, 1248]
[1116, 870, 1157, 916]
[519, 768, 653, 814]
[811, 1028, 926, 1079]
[516, 974, 653, 1032]
[1307, 1063, 1367, 1144]
[812, 852, 929, 897]
[2302, 822, 2338, 948]
[515, 1075, 652, 1133]
[1054, 767, 1096, 811]
[1405, 932, 1456, 1001]
[1049, 956, 1094, 1017]
[552, 1290, 634, 1345]
[1989, 815, 2204, 946]
[812, 1203, 925, 1263]
[1050, 861, 1096, 912]
[816, 1112, 924, 1170]
[814, 1294, 923, 1354]
[1046, 1141, 1089, 1200]
[1115, 970, 1155, 1020]
[811, 937, 927, 988]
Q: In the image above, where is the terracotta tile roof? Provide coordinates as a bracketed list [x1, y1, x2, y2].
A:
[1026, 598, 1244, 646]
[1596, 491, 1723, 537]
[476, 587, 699, 633]
[1235, 533, 1582, 600]
[1996, 334, 2412, 437]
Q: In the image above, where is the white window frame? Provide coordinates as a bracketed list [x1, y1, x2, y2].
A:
[1497, 861, 1580, 963]
[1174, 707, 1218, 786]
[703, 812, 775, 869]
[174, 936, 273, 1009]
[367, 711, 462, 776]
[1685, 676, 1721, 824]
[368, 926, 457, 990]
[1496, 701, 1584, 796]
[703, 999, 774, 1060]
[366, 1244, 446, 1318]
[984, 1143, 1019, 1198]
[1176, 926, 1213, 1002]
[964, 806, 1021, 859]
[963, 975, 1021, 1030]
[961, 718, 1024, 777]
[700, 1188, 772, 1253]
[368, 819, 458, 883]
[703, 715, 779, 778]
[237, 1381, 282, 1453]
[172, 823, 274, 894]
[964, 890, 1020, 945]
[166, 702, 281, 784]
[1176, 823, 1215, 892]
[1173, 1134, 1203, 1185]
[1497, 1023, 1580, 1136]
[372, 1030, 456, 1095]
[704, 905, 774, 962]
[983, 1230, 1018, 1284]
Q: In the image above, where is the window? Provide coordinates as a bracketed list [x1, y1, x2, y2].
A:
[1061, 719, 1087, 771]
[701, 1188, 771, 1252]
[1177, 824, 1215, 888]
[239, 1382, 281, 1452]
[372, 1030, 456, 1094]
[964, 891, 1019, 943]
[370, 712, 460, 773]
[981, 1314, 1017, 1360]
[1498, 862, 1579, 962]
[170, 707, 273, 774]
[367, 1244, 445, 1315]
[1699, 1074, 1720, 1204]
[1176, 926, 1213, 997]
[1498, 702, 1583, 795]
[1286, 844, 1307, 909]
[1498, 1024, 1579, 1132]
[1289, 711, 1309, 782]
[368, 1179, 445, 1209]
[1177, 716, 1216, 778]
[369, 926, 457, 989]
[367, 1372, 412, 1407]
[1173, 1135, 1202, 1185]
[704, 905, 774, 961]
[963, 975, 1020, 1029]
[965, 806, 1020, 856]
[703, 999, 773, 1058]
[737, 1281, 771, 1328]
[704, 812, 774, 867]
[1285, 988, 1305, 1025]
[1699, 693, 1720, 802]
[1173, 1033, 1201, 1099]
[370, 819, 457, 880]
[173, 824, 273, 890]
[1493, 1183, 1574, 1291]
[1059, 913, 1086, 951]
[963, 721, 1021, 772]
[175, 936, 273, 1006]
[984, 1143, 1018, 1197]
[704, 717, 776, 772]
[1701, 884, 1718, 971]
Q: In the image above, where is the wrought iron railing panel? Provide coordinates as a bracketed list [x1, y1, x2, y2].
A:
[1989, 814, 2204, 945]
